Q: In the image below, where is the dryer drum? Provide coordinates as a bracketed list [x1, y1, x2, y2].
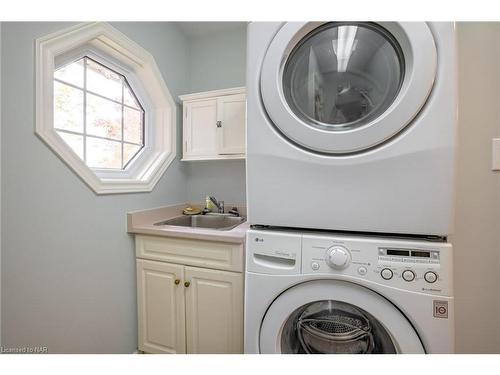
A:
[296, 313, 375, 354]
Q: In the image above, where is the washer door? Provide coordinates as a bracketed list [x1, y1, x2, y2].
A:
[260, 22, 437, 154]
[260, 280, 425, 354]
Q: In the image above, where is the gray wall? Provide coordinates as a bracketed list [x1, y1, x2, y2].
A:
[186, 26, 247, 93]
[1, 22, 190, 353]
[183, 26, 247, 204]
[452, 22, 500, 353]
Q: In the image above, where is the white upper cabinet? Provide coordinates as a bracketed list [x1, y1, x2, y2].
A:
[184, 99, 218, 157]
[180, 87, 246, 160]
[217, 94, 246, 155]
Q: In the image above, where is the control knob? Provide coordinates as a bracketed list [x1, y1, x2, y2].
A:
[381, 268, 393, 280]
[424, 271, 438, 283]
[402, 269, 416, 282]
[325, 246, 351, 270]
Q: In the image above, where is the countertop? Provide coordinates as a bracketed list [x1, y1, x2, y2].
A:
[127, 203, 249, 244]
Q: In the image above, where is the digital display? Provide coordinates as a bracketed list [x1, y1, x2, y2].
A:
[411, 251, 431, 258]
[386, 249, 410, 256]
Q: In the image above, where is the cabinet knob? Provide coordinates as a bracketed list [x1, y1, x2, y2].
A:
[174, 279, 180, 285]
[216, 121, 222, 128]
[184, 281, 191, 288]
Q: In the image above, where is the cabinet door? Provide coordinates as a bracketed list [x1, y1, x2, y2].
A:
[184, 99, 218, 158]
[216, 94, 246, 155]
[184, 266, 243, 354]
[136, 259, 186, 354]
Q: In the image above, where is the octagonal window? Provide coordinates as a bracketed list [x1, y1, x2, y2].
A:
[54, 57, 145, 170]
[37, 22, 176, 194]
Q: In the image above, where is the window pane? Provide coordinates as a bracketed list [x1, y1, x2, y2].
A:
[54, 81, 84, 133]
[52, 55, 145, 172]
[86, 58, 123, 102]
[54, 59, 84, 88]
[123, 143, 141, 167]
[124, 82, 140, 109]
[86, 93, 122, 140]
[86, 137, 121, 169]
[124, 107, 143, 144]
[57, 131, 84, 159]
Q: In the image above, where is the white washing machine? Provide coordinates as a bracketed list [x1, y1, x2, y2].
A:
[244, 229, 454, 353]
[246, 22, 457, 236]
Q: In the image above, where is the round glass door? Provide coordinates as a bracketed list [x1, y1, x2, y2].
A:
[282, 23, 404, 131]
[260, 22, 437, 154]
[281, 300, 396, 354]
[259, 280, 425, 353]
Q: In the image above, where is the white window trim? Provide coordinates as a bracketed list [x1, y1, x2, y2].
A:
[35, 22, 177, 194]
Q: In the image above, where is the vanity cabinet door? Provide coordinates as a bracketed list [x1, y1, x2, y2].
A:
[184, 266, 244, 354]
[216, 93, 246, 155]
[136, 259, 186, 354]
[184, 99, 218, 158]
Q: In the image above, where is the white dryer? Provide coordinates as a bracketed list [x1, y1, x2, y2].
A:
[244, 229, 454, 354]
[246, 22, 457, 236]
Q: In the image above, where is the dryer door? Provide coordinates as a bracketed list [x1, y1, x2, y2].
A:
[259, 280, 425, 353]
[260, 22, 437, 154]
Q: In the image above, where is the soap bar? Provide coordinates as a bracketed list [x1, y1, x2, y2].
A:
[183, 207, 201, 215]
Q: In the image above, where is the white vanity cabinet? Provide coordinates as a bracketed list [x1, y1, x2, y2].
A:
[135, 235, 244, 354]
[180, 87, 246, 161]
[136, 259, 186, 354]
[184, 266, 243, 354]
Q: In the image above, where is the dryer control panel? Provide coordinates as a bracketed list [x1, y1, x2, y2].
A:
[247, 229, 453, 297]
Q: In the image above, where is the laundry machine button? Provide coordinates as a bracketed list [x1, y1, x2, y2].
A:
[311, 262, 320, 271]
[325, 246, 351, 269]
[357, 266, 367, 276]
[402, 270, 416, 282]
[381, 268, 393, 280]
[424, 271, 438, 283]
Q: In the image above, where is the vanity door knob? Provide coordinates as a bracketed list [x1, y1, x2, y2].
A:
[184, 281, 191, 288]
[174, 279, 180, 285]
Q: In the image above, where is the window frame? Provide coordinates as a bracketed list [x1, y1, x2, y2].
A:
[35, 22, 177, 194]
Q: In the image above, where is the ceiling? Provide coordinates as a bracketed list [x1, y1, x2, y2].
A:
[175, 22, 247, 38]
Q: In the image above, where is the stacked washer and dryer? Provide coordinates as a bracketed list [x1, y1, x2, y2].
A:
[244, 22, 457, 354]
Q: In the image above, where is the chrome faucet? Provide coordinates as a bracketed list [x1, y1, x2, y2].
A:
[206, 196, 225, 214]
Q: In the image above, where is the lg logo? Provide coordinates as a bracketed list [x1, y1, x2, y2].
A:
[254, 238, 264, 242]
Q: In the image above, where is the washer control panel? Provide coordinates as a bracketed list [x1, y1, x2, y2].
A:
[247, 229, 452, 296]
[300, 234, 452, 296]
[376, 247, 441, 286]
